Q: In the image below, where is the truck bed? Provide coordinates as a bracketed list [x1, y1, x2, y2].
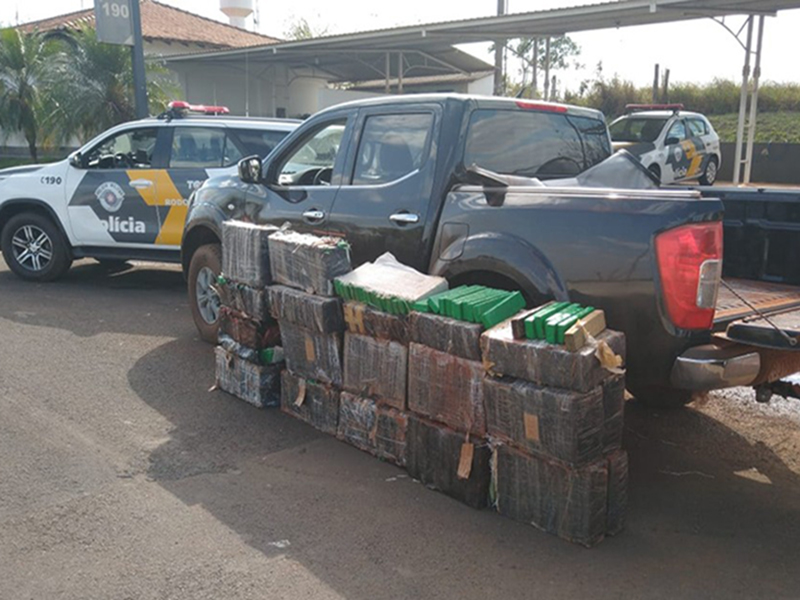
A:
[715, 279, 800, 325]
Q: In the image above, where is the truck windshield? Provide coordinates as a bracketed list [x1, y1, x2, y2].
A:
[609, 117, 667, 143]
[464, 109, 611, 180]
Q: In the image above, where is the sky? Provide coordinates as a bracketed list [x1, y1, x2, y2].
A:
[4, 0, 800, 93]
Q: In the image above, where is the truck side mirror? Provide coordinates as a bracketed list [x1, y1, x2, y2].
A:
[665, 136, 680, 146]
[238, 155, 262, 184]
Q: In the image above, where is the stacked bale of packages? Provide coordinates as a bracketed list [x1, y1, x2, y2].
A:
[334, 254, 449, 466]
[481, 314, 628, 547]
[215, 222, 284, 408]
[269, 231, 351, 432]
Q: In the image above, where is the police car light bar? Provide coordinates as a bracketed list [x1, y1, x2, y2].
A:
[625, 103, 684, 114]
[166, 101, 230, 115]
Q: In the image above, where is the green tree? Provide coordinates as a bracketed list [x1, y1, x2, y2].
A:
[494, 35, 581, 98]
[47, 26, 175, 144]
[0, 28, 60, 162]
[285, 17, 328, 40]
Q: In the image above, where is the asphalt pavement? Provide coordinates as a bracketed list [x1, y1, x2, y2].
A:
[1, 259, 799, 600]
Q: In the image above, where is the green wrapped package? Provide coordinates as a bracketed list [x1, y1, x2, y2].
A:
[545, 304, 583, 343]
[525, 302, 568, 339]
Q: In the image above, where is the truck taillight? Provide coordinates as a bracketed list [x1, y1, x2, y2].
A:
[655, 222, 723, 330]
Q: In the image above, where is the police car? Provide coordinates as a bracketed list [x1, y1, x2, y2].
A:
[608, 104, 721, 185]
[0, 101, 299, 281]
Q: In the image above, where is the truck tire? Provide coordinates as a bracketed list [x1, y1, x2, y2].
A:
[629, 384, 694, 409]
[699, 156, 718, 185]
[188, 242, 222, 343]
[1, 211, 72, 282]
[647, 164, 662, 184]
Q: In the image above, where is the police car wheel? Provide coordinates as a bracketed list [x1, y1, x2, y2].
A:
[699, 157, 718, 186]
[188, 243, 222, 343]
[1, 212, 72, 282]
[648, 164, 662, 184]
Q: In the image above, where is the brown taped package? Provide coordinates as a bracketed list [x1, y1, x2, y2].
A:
[343, 333, 408, 410]
[280, 370, 340, 435]
[220, 279, 269, 321]
[221, 221, 277, 288]
[481, 320, 626, 393]
[336, 393, 408, 466]
[407, 343, 486, 437]
[493, 444, 609, 547]
[279, 321, 343, 387]
[409, 312, 483, 361]
[219, 306, 279, 350]
[405, 415, 491, 509]
[268, 285, 344, 334]
[343, 302, 409, 344]
[214, 346, 282, 408]
[268, 230, 351, 296]
[484, 377, 604, 466]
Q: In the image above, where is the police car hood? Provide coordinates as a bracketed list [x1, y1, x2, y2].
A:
[0, 164, 46, 177]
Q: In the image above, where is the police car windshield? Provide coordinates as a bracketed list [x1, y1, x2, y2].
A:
[609, 117, 667, 143]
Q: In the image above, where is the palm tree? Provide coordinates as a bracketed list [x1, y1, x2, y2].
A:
[0, 28, 59, 162]
[48, 27, 175, 144]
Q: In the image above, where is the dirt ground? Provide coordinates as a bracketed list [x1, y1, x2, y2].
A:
[1, 259, 799, 600]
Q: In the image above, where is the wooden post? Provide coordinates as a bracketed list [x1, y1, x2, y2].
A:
[652, 63, 660, 102]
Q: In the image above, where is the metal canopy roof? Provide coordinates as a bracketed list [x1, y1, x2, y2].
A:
[164, 0, 800, 83]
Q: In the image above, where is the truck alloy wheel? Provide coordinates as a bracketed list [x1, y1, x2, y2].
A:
[188, 243, 223, 343]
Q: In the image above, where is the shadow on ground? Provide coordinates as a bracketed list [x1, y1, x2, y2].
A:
[129, 335, 800, 599]
[0, 260, 189, 338]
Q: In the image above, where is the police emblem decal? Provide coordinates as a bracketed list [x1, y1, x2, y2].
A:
[95, 181, 126, 213]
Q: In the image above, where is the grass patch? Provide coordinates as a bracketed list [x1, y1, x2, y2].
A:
[0, 156, 63, 169]
[709, 111, 800, 143]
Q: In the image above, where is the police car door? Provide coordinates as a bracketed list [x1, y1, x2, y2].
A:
[67, 126, 167, 246]
[662, 118, 690, 183]
[159, 125, 244, 247]
[686, 117, 711, 179]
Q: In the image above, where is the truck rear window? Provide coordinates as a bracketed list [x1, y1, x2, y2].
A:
[464, 109, 611, 179]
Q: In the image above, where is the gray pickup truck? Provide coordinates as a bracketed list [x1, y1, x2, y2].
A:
[181, 94, 800, 408]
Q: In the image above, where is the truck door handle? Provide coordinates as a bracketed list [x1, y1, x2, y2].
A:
[129, 179, 153, 189]
[303, 209, 325, 221]
[389, 212, 419, 224]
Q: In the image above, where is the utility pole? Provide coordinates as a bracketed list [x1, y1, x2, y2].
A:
[130, 0, 148, 118]
[543, 37, 551, 101]
[662, 68, 670, 103]
[531, 38, 538, 99]
[493, 0, 506, 96]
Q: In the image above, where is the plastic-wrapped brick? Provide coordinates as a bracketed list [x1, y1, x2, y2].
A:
[493, 444, 608, 547]
[343, 333, 407, 410]
[602, 375, 626, 453]
[280, 370, 340, 436]
[268, 230, 351, 296]
[343, 302, 409, 344]
[406, 415, 491, 509]
[214, 346, 282, 408]
[222, 221, 277, 288]
[481, 320, 626, 393]
[407, 343, 486, 436]
[484, 377, 604, 466]
[220, 279, 269, 321]
[409, 312, 483, 361]
[336, 393, 408, 466]
[606, 449, 628, 536]
[219, 306, 279, 350]
[268, 285, 344, 334]
[279, 321, 343, 387]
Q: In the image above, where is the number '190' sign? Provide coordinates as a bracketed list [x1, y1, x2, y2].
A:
[94, 0, 134, 46]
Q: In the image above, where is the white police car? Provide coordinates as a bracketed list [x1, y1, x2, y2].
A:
[0, 101, 299, 281]
[608, 104, 721, 185]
